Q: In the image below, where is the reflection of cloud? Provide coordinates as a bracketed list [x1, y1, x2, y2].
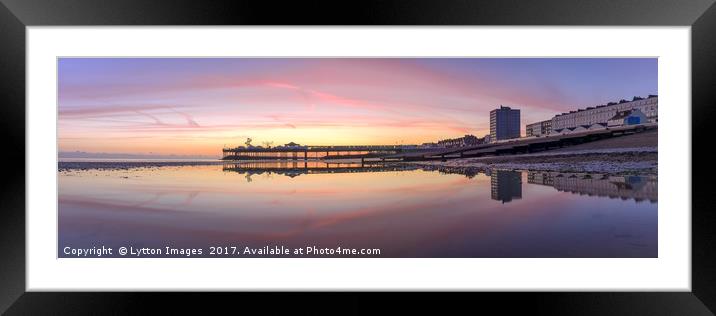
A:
[183, 191, 200, 205]
[130, 192, 167, 208]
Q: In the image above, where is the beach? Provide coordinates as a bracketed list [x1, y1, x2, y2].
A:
[407, 129, 658, 175]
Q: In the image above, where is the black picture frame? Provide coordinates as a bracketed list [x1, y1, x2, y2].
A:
[1, 0, 714, 314]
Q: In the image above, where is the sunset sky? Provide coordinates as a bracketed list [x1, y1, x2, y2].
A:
[58, 58, 657, 156]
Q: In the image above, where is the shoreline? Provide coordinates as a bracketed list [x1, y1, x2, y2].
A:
[405, 130, 658, 175]
[59, 131, 658, 175]
[403, 147, 657, 175]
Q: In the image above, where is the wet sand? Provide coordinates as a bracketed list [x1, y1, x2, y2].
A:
[409, 151, 657, 175]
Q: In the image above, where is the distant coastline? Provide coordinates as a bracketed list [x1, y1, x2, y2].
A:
[59, 151, 219, 160]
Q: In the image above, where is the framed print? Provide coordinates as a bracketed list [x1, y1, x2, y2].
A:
[1, 0, 715, 314]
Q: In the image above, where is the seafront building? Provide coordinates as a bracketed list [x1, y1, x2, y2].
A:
[410, 95, 655, 149]
[607, 109, 649, 127]
[490, 106, 521, 141]
[549, 95, 657, 134]
[526, 119, 553, 137]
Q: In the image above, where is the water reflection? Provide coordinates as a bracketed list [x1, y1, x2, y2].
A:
[527, 171, 657, 203]
[59, 163, 658, 258]
[222, 162, 655, 204]
[488, 170, 523, 203]
[223, 161, 419, 181]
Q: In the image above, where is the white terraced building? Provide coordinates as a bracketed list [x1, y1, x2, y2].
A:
[550, 95, 658, 134]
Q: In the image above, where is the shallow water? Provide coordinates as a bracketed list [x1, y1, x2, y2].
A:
[58, 162, 657, 258]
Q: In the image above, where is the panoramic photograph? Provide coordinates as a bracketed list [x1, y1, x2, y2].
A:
[58, 58, 658, 258]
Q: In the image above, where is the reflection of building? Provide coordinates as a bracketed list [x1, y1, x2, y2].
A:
[526, 119, 552, 137]
[551, 95, 657, 134]
[437, 134, 484, 148]
[490, 106, 521, 141]
[490, 170, 522, 203]
[527, 171, 657, 202]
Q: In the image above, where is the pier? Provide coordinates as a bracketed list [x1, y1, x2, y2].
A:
[222, 123, 656, 162]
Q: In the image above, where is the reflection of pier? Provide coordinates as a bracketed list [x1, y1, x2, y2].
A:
[527, 171, 657, 203]
[419, 165, 484, 179]
[489, 170, 523, 203]
[222, 161, 419, 179]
